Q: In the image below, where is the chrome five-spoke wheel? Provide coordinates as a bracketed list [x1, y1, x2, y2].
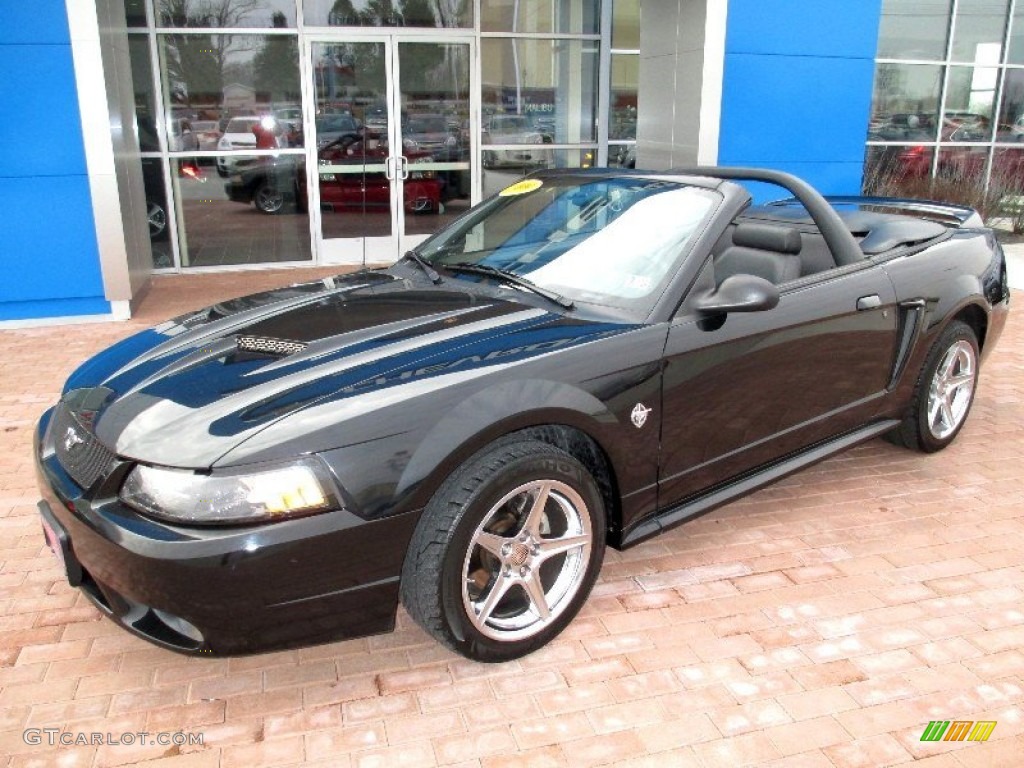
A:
[401, 438, 606, 662]
[926, 339, 976, 440]
[889, 320, 980, 453]
[462, 479, 592, 642]
[254, 183, 285, 214]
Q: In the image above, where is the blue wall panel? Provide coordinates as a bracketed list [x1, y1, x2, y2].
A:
[718, 0, 884, 195]
[0, 2, 73, 46]
[0, 176, 106, 302]
[725, 0, 883, 59]
[0, 2, 108, 321]
[0, 46, 89, 177]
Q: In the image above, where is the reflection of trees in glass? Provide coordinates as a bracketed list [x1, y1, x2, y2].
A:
[161, 2, 299, 113]
[253, 12, 300, 103]
[315, 43, 385, 104]
[161, 0, 257, 109]
[326, 0, 470, 27]
[160, 0, 266, 27]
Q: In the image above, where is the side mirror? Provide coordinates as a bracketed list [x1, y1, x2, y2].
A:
[694, 274, 780, 315]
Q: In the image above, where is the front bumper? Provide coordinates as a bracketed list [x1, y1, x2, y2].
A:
[34, 407, 419, 655]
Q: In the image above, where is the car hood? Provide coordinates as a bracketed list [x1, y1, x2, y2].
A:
[61, 272, 617, 469]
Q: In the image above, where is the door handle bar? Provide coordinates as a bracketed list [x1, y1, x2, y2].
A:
[856, 294, 882, 311]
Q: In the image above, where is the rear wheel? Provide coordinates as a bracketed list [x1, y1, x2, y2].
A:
[889, 320, 979, 452]
[401, 439, 605, 662]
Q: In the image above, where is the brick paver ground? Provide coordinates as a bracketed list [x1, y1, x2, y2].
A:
[0, 268, 1021, 768]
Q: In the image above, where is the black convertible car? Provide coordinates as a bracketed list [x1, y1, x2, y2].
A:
[35, 168, 1009, 662]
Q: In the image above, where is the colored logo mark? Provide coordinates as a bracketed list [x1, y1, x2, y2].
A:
[920, 720, 997, 742]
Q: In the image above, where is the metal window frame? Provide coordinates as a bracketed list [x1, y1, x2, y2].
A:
[126, 0, 613, 272]
[868, 0, 1022, 196]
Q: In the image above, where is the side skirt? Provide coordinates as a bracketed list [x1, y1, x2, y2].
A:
[619, 419, 901, 549]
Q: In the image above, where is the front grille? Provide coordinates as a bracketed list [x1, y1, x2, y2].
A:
[236, 335, 307, 356]
[52, 405, 117, 490]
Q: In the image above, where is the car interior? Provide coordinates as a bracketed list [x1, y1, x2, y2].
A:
[710, 204, 952, 289]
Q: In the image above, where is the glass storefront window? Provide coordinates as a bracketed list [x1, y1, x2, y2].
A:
[481, 39, 599, 145]
[1009, 4, 1024, 63]
[943, 65, 998, 142]
[996, 68, 1024, 141]
[950, 0, 1007, 63]
[936, 144, 989, 181]
[125, 0, 147, 27]
[991, 146, 1024, 187]
[303, 0, 472, 28]
[173, 156, 311, 267]
[480, 0, 599, 35]
[481, 148, 595, 197]
[129, 36, 160, 152]
[863, 144, 935, 195]
[877, 0, 951, 61]
[159, 0, 296, 28]
[612, 0, 639, 49]
[867, 63, 942, 141]
[157, 34, 302, 150]
[142, 158, 173, 268]
[610, 54, 637, 140]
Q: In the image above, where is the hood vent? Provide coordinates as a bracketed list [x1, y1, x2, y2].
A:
[236, 335, 308, 356]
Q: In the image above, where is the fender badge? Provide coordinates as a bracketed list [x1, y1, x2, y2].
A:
[631, 403, 652, 429]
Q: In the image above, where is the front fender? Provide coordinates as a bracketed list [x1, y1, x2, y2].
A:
[398, 378, 623, 511]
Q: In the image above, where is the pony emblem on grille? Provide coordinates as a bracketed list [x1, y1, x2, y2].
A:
[63, 426, 84, 453]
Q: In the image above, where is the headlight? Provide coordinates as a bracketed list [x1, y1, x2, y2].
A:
[120, 459, 338, 525]
[403, 137, 420, 150]
[217, 138, 229, 150]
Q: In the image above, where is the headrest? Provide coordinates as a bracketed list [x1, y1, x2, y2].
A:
[732, 223, 802, 254]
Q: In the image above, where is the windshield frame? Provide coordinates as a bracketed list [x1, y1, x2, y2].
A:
[415, 171, 724, 321]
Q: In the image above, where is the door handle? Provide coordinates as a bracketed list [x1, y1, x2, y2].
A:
[856, 294, 882, 311]
[398, 155, 409, 180]
[385, 156, 398, 181]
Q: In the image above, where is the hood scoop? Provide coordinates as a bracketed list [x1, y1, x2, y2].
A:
[236, 335, 308, 357]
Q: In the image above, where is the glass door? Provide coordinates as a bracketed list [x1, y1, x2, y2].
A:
[307, 37, 475, 265]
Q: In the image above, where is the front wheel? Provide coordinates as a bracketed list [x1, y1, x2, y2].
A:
[147, 200, 168, 241]
[401, 439, 605, 662]
[889, 320, 979, 452]
[254, 182, 286, 214]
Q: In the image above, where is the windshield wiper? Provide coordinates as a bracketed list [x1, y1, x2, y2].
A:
[446, 262, 574, 310]
[402, 250, 443, 284]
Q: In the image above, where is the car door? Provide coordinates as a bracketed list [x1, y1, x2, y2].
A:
[657, 257, 900, 507]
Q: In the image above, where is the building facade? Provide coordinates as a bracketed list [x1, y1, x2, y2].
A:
[5, 1, 1018, 323]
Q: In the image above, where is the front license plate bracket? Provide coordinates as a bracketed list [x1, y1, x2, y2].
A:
[38, 500, 82, 587]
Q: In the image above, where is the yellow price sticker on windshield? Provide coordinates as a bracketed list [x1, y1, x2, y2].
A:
[499, 179, 543, 197]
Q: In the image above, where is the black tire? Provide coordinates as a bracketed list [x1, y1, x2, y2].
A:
[254, 182, 286, 214]
[887, 320, 979, 453]
[401, 439, 606, 662]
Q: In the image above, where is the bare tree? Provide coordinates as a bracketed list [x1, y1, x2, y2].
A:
[159, 0, 265, 111]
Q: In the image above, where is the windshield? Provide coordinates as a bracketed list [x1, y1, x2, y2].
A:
[318, 115, 357, 132]
[418, 175, 718, 312]
[225, 118, 257, 133]
[407, 117, 449, 134]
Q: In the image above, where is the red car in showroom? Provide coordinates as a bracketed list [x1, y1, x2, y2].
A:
[224, 138, 442, 216]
